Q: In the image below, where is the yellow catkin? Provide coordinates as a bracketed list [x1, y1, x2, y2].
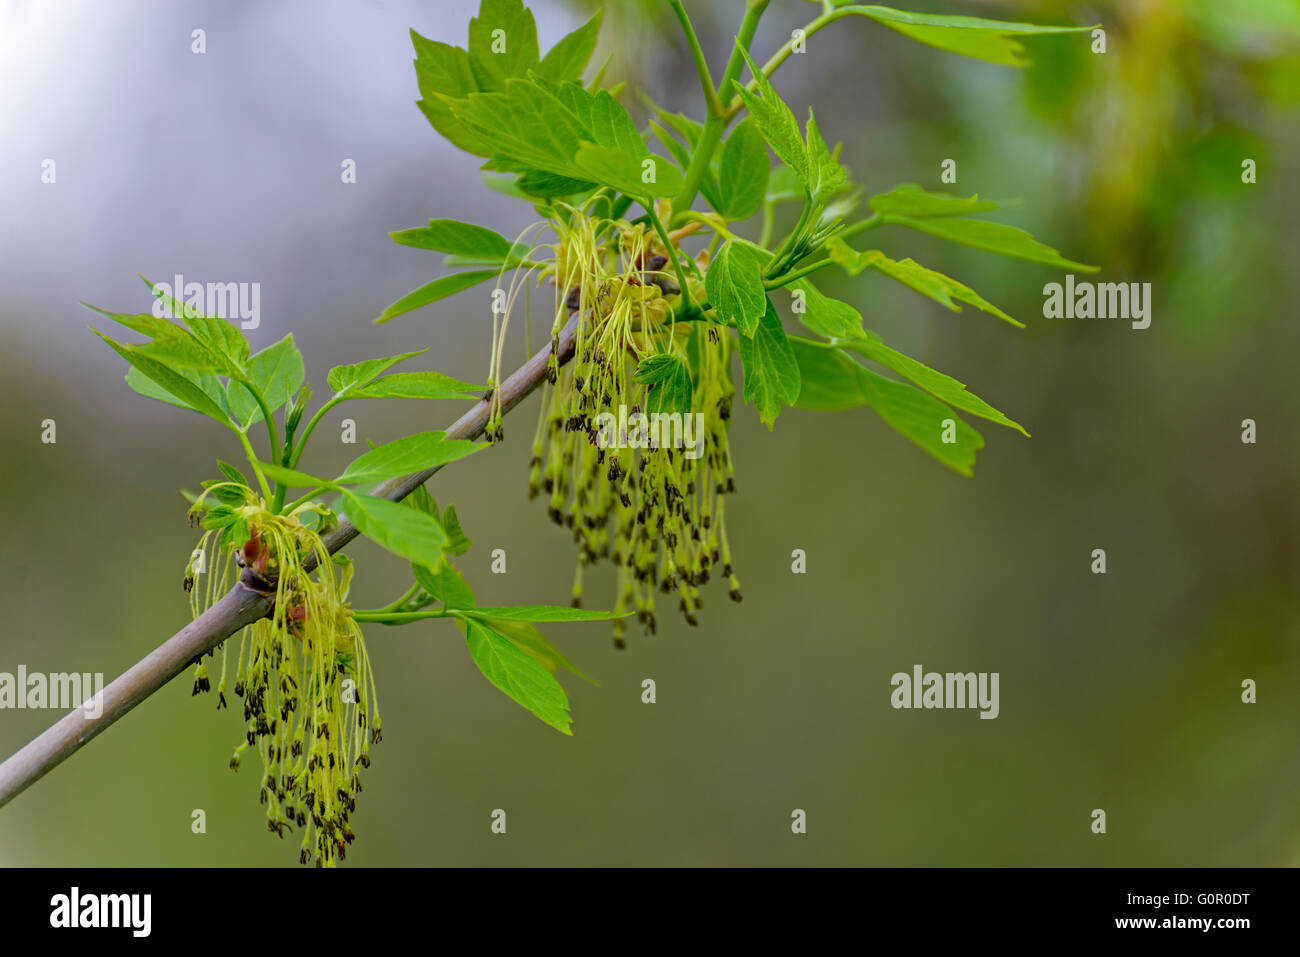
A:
[185, 496, 379, 866]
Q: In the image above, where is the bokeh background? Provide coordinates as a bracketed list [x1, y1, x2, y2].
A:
[1, 0, 1297, 866]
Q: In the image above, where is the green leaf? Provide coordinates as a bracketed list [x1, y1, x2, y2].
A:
[327, 350, 427, 393]
[179, 313, 249, 377]
[766, 166, 805, 204]
[826, 243, 1021, 327]
[255, 462, 334, 489]
[788, 337, 984, 475]
[478, 617, 597, 684]
[716, 119, 770, 221]
[375, 270, 498, 324]
[199, 503, 240, 531]
[515, 169, 597, 199]
[788, 337, 875, 411]
[411, 30, 493, 155]
[440, 504, 473, 556]
[442, 241, 532, 267]
[468, 0, 540, 93]
[457, 605, 629, 622]
[857, 366, 985, 475]
[216, 460, 251, 487]
[705, 240, 767, 336]
[805, 109, 847, 203]
[464, 617, 572, 735]
[404, 483, 441, 519]
[573, 143, 683, 198]
[736, 297, 801, 429]
[136, 278, 250, 377]
[482, 171, 535, 200]
[450, 76, 673, 199]
[651, 118, 718, 207]
[413, 559, 476, 609]
[733, 45, 809, 183]
[537, 9, 603, 82]
[881, 215, 1098, 271]
[840, 6, 1096, 67]
[869, 183, 998, 218]
[641, 95, 704, 149]
[94, 331, 231, 425]
[788, 278, 864, 339]
[226, 334, 306, 426]
[201, 476, 251, 506]
[650, 120, 692, 167]
[91, 305, 235, 378]
[341, 489, 448, 568]
[335, 430, 485, 485]
[123, 365, 231, 419]
[390, 219, 514, 261]
[633, 353, 693, 416]
[350, 370, 484, 401]
[845, 335, 1028, 435]
[449, 79, 589, 172]
[549, 81, 644, 155]
[90, 304, 198, 344]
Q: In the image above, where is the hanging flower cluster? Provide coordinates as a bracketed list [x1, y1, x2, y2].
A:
[502, 209, 743, 647]
[186, 493, 379, 867]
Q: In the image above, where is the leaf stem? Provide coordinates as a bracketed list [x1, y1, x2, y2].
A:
[723, 5, 854, 122]
[233, 427, 274, 503]
[763, 257, 835, 289]
[283, 486, 330, 514]
[669, 0, 769, 223]
[759, 200, 775, 248]
[838, 212, 883, 241]
[373, 583, 423, 614]
[667, 0, 723, 117]
[350, 608, 450, 624]
[289, 396, 345, 469]
[765, 199, 814, 277]
[646, 204, 693, 310]
[234, 380, 285, 508]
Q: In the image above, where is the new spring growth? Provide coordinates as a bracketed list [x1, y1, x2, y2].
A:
[185, 485, 379, 867]
[515, 204, 742, 647]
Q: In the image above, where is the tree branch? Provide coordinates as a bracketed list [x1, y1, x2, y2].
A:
[0, 312, 581, 809]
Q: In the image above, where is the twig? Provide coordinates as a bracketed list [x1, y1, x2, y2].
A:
[0, 312, 582, 809]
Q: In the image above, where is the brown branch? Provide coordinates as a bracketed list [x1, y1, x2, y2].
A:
[0, 314, 580, 809]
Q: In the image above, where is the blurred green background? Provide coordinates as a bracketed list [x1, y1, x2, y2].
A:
[1, 0, 1298, 866]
